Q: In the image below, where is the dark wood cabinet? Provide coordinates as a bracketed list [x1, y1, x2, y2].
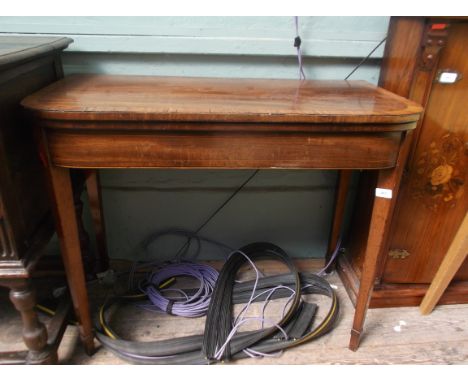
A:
[339, 17, 468, 308]
[0, 36, 72, 364]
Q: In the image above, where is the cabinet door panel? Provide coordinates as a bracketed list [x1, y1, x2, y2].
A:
[383, 23, 468, 283]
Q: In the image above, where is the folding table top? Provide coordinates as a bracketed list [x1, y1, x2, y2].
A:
[22, 74, 423, 126]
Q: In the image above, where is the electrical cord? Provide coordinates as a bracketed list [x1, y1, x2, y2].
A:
[294, 16, 306, 80]
[125, 228, 231, 291]
[144, 262, 218, 318]
[138, 228, 233, 262]
[96, 272, 338, 364]
[172, 170, 259, 260]
[202, 242, 301, 360]
[95, 242, 339, 364]
[344, 36, 387, 80]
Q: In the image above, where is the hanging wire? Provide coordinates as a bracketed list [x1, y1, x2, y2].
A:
[344, 36, 387, 80]
[294, 16, 306, 80]
[172, 170, 259, 260]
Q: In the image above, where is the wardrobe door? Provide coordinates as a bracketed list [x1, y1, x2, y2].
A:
[383, 22, 468, 284]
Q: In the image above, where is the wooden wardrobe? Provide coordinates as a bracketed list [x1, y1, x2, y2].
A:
[338, 16, 468, 308]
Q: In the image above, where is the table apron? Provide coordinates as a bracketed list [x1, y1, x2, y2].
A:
[43, 128, 404, 170]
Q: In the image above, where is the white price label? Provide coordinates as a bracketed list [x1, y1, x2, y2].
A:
[439, 72, 459, 84]
[375, 188, 393, 199]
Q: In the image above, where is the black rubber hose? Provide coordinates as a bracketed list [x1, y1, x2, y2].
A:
[95, 243, 339, 364]
[96, 273, 338, 364]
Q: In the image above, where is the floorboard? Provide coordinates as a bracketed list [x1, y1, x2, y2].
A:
[1, 259, 467, 365]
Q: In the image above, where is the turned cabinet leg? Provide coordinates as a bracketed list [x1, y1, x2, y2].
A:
[46, 166, 95, 355]
[7, 279, 55, 364]
[86, 170, 110, 273]
[325, 170, 352, 272]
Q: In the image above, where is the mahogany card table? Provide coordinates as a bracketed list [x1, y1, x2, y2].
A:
[21, 74, 423, 355]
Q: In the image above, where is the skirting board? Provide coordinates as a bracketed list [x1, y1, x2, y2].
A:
[337, 252, 468, 308]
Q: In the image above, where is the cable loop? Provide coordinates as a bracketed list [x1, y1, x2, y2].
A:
[145, 262, 219, 318]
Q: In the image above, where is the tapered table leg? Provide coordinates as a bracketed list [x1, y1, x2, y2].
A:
[45, 165, 95, 355]
[86, 170, 110, 273]
[70, 170, 94, 279]
[349, 168, 398, 350]
[325, 170, 352, 272]
[349, 131, 413, 351]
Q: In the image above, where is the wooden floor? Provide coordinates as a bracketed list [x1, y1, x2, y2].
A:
[1, 260, 467, 364]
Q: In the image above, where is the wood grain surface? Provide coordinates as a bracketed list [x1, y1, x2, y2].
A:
[341, 17, 468, 309]
[383, 22, 468, 284]
[21, 74, 422, 125]
[420, 212, 468, 314]
[45, 130, 403, 170]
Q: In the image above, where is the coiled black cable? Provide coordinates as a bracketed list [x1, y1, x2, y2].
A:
[202, 242, 301, 360]
[96, 242, 339, 364]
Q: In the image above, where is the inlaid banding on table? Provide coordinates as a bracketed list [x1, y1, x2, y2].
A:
[38, 120, 418, 134]
[45, 129, 402, 169]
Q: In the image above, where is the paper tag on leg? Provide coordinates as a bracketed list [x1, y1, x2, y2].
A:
[375, 188, 392, 199]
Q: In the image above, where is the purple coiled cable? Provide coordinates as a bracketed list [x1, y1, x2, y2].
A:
[145, 262, 219, 318]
